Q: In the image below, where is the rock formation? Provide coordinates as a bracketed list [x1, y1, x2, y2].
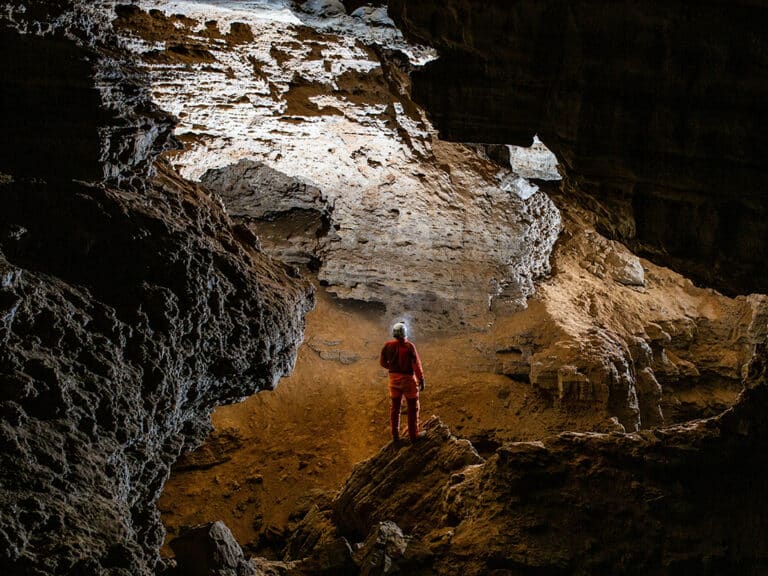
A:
[254, 346, 768, 575]
[0, 3, 313, 575]
[169, 521, 256, 576]
[388, 0, 768, 296]
[113, 1, 562, 330]
[0, 159, 312, 575]
[492, 185, 768, 431]
[1, 0, 177, 187]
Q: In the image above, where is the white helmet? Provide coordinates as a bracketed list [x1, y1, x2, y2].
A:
[392, 322, 407, 339]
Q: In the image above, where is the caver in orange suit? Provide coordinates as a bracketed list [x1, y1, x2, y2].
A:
[379, 322, 425, 443]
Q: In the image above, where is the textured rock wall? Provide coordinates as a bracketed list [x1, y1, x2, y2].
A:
[0, 2, 313, 574]
[387, 0, 768, 296]
[1, 0, 177, 187]
[112, 2, 563, 331]
[0, 162, 312, 575]
[489, 187, 768, 431]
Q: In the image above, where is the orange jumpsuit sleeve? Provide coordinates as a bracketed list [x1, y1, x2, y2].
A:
[411, 343, 424, 381]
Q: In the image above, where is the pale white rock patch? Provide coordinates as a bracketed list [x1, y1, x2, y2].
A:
[115, 0, 562, 330]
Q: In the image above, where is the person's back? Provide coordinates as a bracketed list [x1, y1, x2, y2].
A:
[380, 322, 425, 444]
[380, 338, 420, 376]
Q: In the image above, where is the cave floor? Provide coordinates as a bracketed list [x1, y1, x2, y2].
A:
[157, 283, 577, 557]
[157, 199, 752, 558]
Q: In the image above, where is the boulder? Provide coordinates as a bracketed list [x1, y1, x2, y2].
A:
[169, 521, 256, 576]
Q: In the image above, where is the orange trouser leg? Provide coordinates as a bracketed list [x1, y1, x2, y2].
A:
[390, 395, 403, 439]
[406, 397, 420, 441]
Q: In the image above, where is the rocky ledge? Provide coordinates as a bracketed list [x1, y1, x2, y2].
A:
[113, 2, 562, 331]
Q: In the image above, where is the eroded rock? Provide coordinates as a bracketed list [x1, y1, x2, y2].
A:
[388, 0, 768, 296]
[0, 161, 312, 575]
[115, 2, 562, 331]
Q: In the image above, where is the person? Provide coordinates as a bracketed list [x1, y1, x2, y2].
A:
[379, 322, 425, 444]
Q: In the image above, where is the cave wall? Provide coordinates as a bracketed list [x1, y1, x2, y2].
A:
[1, 0, 178, 187]
[0, 3, 313, 574]
[388, 0, 768, 296]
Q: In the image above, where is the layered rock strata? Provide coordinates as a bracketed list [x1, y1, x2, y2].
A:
[490, 185, 768, 431]
[114, 2, 562, 330]
[388, 0, 768, 296]
[1, 0, 177, 187]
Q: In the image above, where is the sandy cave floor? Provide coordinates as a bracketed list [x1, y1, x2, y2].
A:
[157, 283, 571, 557]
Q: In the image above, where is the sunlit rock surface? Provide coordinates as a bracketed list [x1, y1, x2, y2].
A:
[114, 1, 562, 329]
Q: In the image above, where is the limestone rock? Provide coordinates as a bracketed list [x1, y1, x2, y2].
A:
[0, 1, 176, 187]
[202, 160, 328, 222]
[0, 161, 312, 575]
[299, 0, 346, 18]
[492, 194, 767, 430]
[353, 521, 413, 576]
[115, 2, 562, 331]
[331, 417, 484, 539]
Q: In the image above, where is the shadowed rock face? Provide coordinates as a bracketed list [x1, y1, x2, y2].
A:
[1, 1, 177, 187]
[0, 33, 108, 182]
[0, 162, 312, 575]
[387, 0, 768, 296]
[0, 3, 313, 574]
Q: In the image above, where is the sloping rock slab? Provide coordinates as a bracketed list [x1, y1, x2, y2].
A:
[332, 416, 484, 539]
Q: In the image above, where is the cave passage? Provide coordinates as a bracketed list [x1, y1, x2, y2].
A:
[2, 1, 761, 574]
[139, 0, 760, 560]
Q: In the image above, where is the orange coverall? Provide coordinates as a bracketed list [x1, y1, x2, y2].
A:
[379, 337, 424, 441]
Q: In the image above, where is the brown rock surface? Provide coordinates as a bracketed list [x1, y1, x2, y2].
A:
[281, 345, 768, 575]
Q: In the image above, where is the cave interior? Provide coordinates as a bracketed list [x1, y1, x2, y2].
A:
[1, 1, 767, 575]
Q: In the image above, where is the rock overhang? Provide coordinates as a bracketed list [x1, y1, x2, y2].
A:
[387, 0, 768, 296]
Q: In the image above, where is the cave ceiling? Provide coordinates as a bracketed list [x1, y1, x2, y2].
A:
[388, 0, 768, 296]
